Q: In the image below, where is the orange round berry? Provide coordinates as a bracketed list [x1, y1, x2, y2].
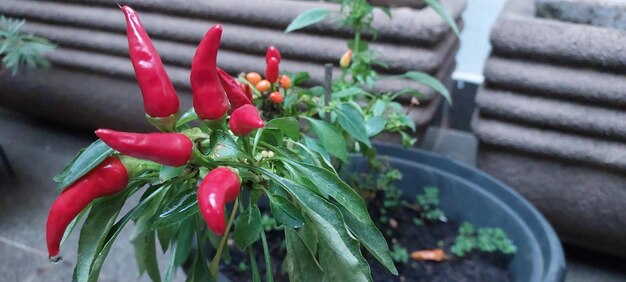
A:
[246, 72, 262, 86]
[279, 75, 292, 89]
[255, 80, 271, 92]
[269, 92, 284, 104]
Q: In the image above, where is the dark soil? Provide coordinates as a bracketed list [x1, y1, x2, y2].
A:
[222, 195, 511, 282]
[366, 191, 511, 281]
[220, 228, 289, 282]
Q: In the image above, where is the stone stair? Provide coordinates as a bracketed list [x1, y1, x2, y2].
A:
[0, 0, 464, 132]
[472, 0, 626, 256]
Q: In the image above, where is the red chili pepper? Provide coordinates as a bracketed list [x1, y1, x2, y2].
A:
[191, 24, 229, 120]
[46, 157, 129, 259]
[265, 57, 279, 83]
[197, 167, 241, 236]
[95, 129, 193, 167]
[216, 67, 252, 110]
[228, 104, 265, 136]
[266, 46, 281, 63]
[242, 83, 254, 102]
[121, 6, 179, 118]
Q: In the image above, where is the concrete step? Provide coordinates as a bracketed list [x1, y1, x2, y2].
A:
[476, 87, 626, 140]
[484, 56, 626, 107]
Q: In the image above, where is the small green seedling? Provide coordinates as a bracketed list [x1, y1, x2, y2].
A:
[413, 186, 447, 225]
[451, 222, 517, 257]
[390, 243, 409, 263]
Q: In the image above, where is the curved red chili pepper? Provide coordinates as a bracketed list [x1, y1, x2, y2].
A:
[46, 157, 129, 259]
[191, 24, 229, 120]
[197, 167, 241, 236]
[95, 129, 193, 167]
[265, 57, 280, 83]
[216, 67, 252, 110]
[121, 6, 179, 118]
[228, 104, 265, 136]
[242, 83, 253, 102]
[266, 46, 281, 63]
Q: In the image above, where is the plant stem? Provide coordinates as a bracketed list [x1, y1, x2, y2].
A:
[209, 198, 239, 279]
[353, 31, 361, 57]
[260, 230, 274, 282]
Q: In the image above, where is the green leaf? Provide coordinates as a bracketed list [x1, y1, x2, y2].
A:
[157, 226, 174, 253]
[424, 0, 460, 35]
[337, 206, 397, 275]
[365, 116, 387, 137]
[234, 205, 262, 250]
[332, 87, 367, 99]
[174, 218, 195, 267]
[284, 228, 324, 281]
[279, 159, 395, 273]
[176, 108, 198, 128]
[302, 135, 330, 163]
[285, 8, 330, 33]
[291, 71, 311, 86]
[159, 166, 185, 182]
[301, 117, 348, 163]
[73, 193, 128, 282]
[267, 117, 300, 141]
[54, 140, 114, 191]
[268, 177, 371, 282]
[403, 71, 451, 104]
[151, 188, 199, 230]
[259, 128, 284, 147]
[131, 230, 162, 282]
[334, 104, 371, 147]
[371, 100, 387, 117]
[268, 193, 305, 228]
[209, 130, 247, 160]
[86, 184, 167, 282]
[398, 114, 416, 131]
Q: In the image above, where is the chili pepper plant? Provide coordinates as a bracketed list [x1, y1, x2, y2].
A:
[47, 6, 397, 282]
[239, 0, 459, 171]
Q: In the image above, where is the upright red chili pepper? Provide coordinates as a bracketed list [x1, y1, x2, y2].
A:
[197, 167, 241, 236]
[121, 6, 179, 118]
[191, 24, 229, 120]
[265, 57, 279, 83]
[46, 157, 129, 259]
[95, 129, 193, 167]
[216, 67, 252, 110]
[242, 83, 254, 102]
[228, 104, 265, 136]
[266, 46, 281, 63]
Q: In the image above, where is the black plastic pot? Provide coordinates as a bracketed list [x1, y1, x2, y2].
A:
[347, 142, 566, 282]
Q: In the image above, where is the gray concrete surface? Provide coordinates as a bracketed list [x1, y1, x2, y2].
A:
[536, 0, 626, 30]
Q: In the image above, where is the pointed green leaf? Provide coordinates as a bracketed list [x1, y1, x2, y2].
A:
[335, 104, 371, 147]
[301, 117, 348, 162]
[268, 193, 305, 228]
[267, 117, 300, 141]
[425, 0, 460, 35]
[285, 8, 330, 33]
[234, 205, 262, 250]
[365, 116, 387, 137]
[55, 140, 114, 191]
[284, 228, 324, 281]
[403, 71, 451, 104]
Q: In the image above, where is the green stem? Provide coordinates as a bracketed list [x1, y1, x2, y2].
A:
[209, 198, 239, 279]
[260, 230, 274, 282]
[353, 31, 361, 57]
